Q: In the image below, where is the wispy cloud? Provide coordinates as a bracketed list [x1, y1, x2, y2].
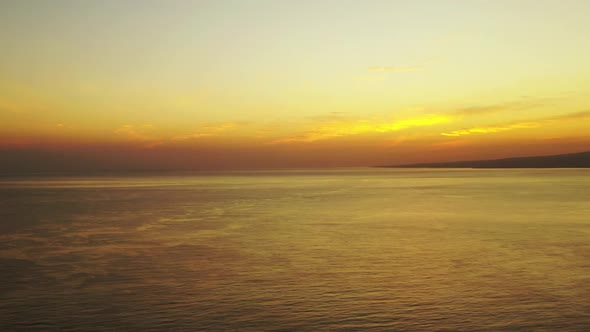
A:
[114, 124, 164, 147]
[307, 112, 349, 122]
[171, 122, 239, 141]
[271, 114, 451, 144]
[0, 96, 46, 114]
[451, 102, 539, 116]
[441, 122, 541, 137]
[113, 122, 243, 147]
[548, 110, 590, 121]
[441, 109, 590, 137]
[450, 100, 544, 117]
[368, 66, 422, 72]
[114, 124, 155, 141]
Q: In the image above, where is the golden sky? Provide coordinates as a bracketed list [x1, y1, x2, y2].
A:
[1, 0, 589, 171]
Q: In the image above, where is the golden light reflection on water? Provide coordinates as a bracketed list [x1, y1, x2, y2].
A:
[1, 169, 590, 330]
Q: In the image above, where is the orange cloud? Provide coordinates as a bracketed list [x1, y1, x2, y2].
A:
[113, 124, 165, 148]
[441, 109, 590, 137]
[114, 124, 155, 141]
[441, 122, 541, 137]
[171, 122, 239, 141]
[271, 114, 452, 144]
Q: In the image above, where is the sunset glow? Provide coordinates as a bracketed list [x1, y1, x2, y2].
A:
[1, 0, 589, 171]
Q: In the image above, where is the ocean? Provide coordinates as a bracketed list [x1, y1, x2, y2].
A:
[1, 169, 589, 331]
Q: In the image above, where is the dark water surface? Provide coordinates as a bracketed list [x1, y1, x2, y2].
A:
[1, 169, 590, 331]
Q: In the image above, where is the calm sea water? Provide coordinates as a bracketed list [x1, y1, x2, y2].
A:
[1, 169, 590, 331]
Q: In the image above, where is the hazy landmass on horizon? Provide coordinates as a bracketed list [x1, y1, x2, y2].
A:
[379, 150, 590, 168]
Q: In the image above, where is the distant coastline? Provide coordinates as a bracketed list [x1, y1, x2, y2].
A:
[377, 150, 590, 168]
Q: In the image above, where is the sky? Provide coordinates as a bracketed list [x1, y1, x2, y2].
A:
[1, 0, 589, 171]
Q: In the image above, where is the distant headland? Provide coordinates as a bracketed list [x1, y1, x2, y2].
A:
[377, 150, 590, 168]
